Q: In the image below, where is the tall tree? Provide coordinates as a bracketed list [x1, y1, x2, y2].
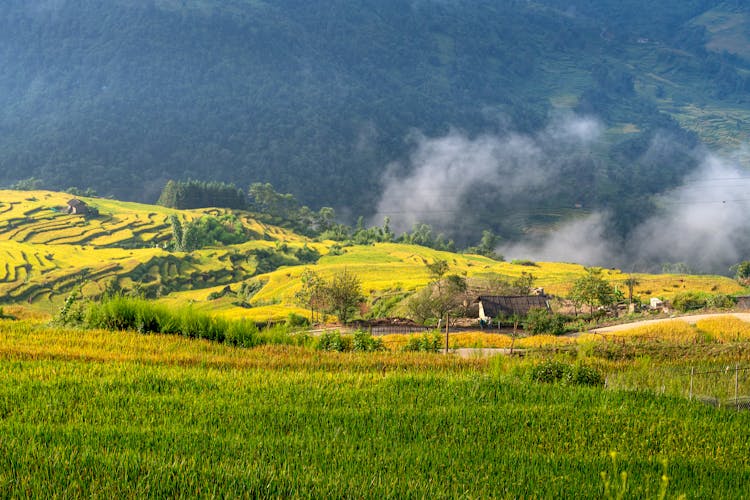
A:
[569, 267, 616, 316]
[294, 269, 326, 324]
[407, 260, 467, 325]
[323, 269, 363, 324]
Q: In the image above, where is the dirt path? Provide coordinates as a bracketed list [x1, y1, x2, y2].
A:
[590, 313, 750, 333]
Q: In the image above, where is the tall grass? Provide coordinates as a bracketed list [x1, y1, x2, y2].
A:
[79, 295, 307, 348]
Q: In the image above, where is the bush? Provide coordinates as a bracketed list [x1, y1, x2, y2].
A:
[524, 308, 567, 335]
[529, 360, 604, 387]
[316, 331, 351, 352]
[352, 330, 385, 352]
[567, 364, 605, 387]
[55, 288, 86, 326]
[510, 259, 538, 267]
[314, 330, 385, 352]
[529, 360, 570, 383]
[706, 294, 735, 309]
[286, 312, 309, 328]
[403, 332, 442, 352]
[671, 292, 708, 312]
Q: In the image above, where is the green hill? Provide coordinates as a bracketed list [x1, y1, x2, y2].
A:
[1, 1, 749, 245]
[0, 190, 744, 322]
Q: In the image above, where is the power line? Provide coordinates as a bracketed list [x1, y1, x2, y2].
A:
[375, 197, 750, 215]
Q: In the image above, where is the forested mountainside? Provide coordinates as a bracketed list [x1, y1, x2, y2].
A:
[1, 0, 749, 245]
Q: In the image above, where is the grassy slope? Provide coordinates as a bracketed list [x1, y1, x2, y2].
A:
[1, 320, 750, 497]
[0, 190, 746, 322]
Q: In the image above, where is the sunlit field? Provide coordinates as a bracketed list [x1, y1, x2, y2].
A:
[2, 319, 750, 497]
[0, 190, 746, 325]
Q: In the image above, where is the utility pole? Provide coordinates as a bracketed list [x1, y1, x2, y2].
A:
[444, 313, 450, 354]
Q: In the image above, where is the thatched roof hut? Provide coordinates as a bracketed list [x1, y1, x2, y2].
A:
[477, 295, 550, 320]
[66, 199, 88, 215]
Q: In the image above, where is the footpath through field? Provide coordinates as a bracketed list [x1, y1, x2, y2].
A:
[590, 313, 750, 333]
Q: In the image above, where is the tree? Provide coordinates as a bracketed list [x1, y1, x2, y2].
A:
[323, 269, 363, 324]
[407, 260, 467, 325]
[381, 216, 394, 242]
[511, 272, 535, 295]
[294, 269, 326, 323]
[733, 260, 750, 286]
[465, 229, 503, 260]
[11, 177, 43, 191]
[623, 275, 640, 307]
[569, 267, 616, 316]
[478, 229, 501, 257]
[169, 215, 184, 251]
[426, 258, 450, 282]
[317, 207, 336, 232]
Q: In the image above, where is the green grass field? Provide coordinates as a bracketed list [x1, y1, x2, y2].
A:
[2, 320, 750, 497]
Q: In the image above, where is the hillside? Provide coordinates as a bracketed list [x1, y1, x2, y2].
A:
[0, 190, 745, 322]
[1, 0, 750, 246]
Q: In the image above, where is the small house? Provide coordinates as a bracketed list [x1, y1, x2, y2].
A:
[66, 199, 88, 215]
[477, 295, 550, 322]
[737, 296, 750, 310]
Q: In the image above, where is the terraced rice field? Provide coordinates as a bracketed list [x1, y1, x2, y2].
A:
[0, 191, 286, 312]
[0, 190, 746, 322]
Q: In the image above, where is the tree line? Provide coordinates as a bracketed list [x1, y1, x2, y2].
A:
[158, 179, 504, 256]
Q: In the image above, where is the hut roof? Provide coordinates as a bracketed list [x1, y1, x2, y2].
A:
[67, 199, 86, 207]
[477, 295, 550, 317]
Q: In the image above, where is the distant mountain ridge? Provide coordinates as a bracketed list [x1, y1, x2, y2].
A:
[1, 0, 749, 244]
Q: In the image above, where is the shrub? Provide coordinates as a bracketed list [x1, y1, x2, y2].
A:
[706, 294, 735, 309]
[316, 331, 352, 352]
[352, 330, 385, 352]
[524, 308, 567, 336]
[510, 259, 538, 267]
[529, 360, 570, 384]
[286, 312, 309, 328]
[671, 292, 708, 312]
[567, 364, 605, 387]
[529, 360, 604, 387]
[55, 288, 86, 326]
[403, 332, 442, 352]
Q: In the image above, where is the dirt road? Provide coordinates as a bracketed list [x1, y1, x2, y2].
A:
[590, 313, 750, 333]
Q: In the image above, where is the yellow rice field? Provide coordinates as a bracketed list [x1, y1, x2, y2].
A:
[0, 190, 747, 323]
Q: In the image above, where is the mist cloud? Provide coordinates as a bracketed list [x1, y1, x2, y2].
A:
[499, 212, 617, 267]
[374, 114, 602, 233]
[376, 114, 750, 273]
[500, 152, 750, 273]
[629, 154, 750, 272]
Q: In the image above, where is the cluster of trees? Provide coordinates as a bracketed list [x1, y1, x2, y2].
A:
[168, 214, 252, 252]
[159, 179, 505, 257]
[296, 258, 747, 331]
[294, 269, 364, 324]
[568, 268, 621, 316]
[405, 259, 468, 325]
[158, 180, 247, 210]
[248, 182, 337, 236]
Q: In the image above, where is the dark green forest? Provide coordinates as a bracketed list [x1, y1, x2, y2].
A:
[1, 0, 749, 245]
